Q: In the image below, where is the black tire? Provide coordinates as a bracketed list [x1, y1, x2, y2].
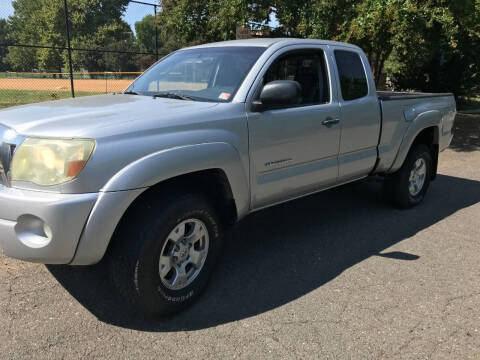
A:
[384, 144, 433, 209]
[108, 192, 223, 317]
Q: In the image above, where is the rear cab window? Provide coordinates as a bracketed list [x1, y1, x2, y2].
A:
[334, 50, 368, 101]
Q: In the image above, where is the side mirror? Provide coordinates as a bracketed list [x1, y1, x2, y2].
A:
[252, 80, 302, 112]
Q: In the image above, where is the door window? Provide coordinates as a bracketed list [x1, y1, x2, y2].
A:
[262, 51, 330, 106]
[334, 50, 368, 101]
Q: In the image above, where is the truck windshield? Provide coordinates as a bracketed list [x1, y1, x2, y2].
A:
[126, 46, 266, 102]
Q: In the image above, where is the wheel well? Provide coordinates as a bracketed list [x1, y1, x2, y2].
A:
[411, 127, 439, 180]
[103, 169, 238, 261]
[120, 169, 237, 228]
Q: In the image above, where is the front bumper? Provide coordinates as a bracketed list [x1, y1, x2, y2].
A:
[0, 185, 98, 264]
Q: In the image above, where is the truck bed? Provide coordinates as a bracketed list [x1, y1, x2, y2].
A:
[377, 91, 454, 101]
[374, 91, 456, 175]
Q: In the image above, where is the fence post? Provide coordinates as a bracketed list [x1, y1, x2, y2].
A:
[63, 0, 75, 98]
[154, 5, 159, 61]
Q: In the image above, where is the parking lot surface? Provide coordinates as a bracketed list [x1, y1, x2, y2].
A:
[1, 114, 479, 359]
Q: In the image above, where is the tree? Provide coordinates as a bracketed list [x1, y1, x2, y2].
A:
[274, 0, 479, 93]
[158, 0, 401, 81]
[159, 0, 271, 44]
[274, 0, 421, 85]
[273, 0, 351, 39]
[5, 0, 134, 72]
[70, 21, 137, 72]
[135, 14, 157, 53]
[67, 0, 136, 72]
[4, 0, 41, 71]
[3, 0, 478, 95]
[134, 11, 192, 67]
[385, 0, 480, 96]
[0, 19, 9, 71]
[133, 14, 158, 69]
[341, 0, 407, 85]
[146, 0, 480, 96]
[6, 0, 74, 72]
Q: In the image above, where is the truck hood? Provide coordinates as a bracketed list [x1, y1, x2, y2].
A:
[0, 94, 219, 138]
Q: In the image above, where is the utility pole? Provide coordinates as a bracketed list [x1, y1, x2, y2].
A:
[154, 5, 159, 61]
[63, 0, 75, 98]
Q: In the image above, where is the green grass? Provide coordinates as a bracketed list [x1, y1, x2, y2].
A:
[0, 89, 101, 109]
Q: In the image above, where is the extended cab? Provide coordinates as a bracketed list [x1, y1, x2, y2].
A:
[0, 39, 456, 315]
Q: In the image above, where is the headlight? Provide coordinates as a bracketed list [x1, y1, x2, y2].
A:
[11, 138, 95, 186]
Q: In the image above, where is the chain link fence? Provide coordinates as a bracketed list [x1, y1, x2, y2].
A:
[0, 0, 159, 109]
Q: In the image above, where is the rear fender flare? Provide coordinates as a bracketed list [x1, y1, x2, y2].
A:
[389, 110, 441, 173]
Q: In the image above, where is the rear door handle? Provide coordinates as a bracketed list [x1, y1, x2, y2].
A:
[321, 117, 340, 126]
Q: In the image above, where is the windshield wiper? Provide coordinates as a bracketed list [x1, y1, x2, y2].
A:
[152, 92, 196, 101]
[123, 90, 138, 95]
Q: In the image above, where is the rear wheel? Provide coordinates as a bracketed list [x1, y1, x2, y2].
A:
[108, 192, 223, 316]
[385, 144, 433, 208]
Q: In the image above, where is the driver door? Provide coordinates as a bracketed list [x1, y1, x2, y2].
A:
[247, 48, 341, 209]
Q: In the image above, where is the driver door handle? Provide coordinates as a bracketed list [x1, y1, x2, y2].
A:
[321, 117, 340, 126]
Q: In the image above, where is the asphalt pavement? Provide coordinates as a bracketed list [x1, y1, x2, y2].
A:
[1, 113, 479, 359]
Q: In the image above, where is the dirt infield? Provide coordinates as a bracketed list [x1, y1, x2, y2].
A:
[0, 78, 133, 93]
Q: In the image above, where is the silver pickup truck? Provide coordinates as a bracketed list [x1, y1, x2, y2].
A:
[0, 39, 456, 315]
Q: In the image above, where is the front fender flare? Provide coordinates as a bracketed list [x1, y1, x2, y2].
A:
[71, 142, 250, 265]
[101, 142, 250, 217]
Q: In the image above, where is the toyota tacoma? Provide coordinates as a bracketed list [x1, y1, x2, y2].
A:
[0, 39, 456, 316]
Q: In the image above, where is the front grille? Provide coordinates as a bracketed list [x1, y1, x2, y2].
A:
[0, 125, 24, 187]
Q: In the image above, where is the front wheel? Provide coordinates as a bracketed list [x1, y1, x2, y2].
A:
[108, 193, 223, 316]
[384, 144, 433, 208]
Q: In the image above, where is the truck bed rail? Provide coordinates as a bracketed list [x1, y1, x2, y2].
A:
[377, 91, 453, 101]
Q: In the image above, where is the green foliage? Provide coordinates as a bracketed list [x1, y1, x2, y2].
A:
[159, 0, 271, 44]
[133, 12, 187, 70]
[4, 0, 41, 71]
[135, 14, 157, 53]
[67, 0, 136, 72]
[273, 0, 479, 94]
[160, 0, 478, 95]
[70, 21, 137, 72]
[5, 0, 135, 72]
[384, 0, 480, 96]
[0, 20, 9, 71]
[132, 14, 158, 70]
[2, 0, 478, 96]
